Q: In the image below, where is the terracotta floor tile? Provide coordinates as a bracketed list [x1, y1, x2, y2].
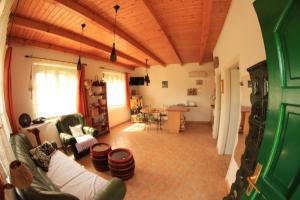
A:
[77, 122, 230, 200]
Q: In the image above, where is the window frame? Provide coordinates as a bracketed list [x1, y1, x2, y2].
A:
[31, 62, 77, 118]
[103, 71, 126, 110]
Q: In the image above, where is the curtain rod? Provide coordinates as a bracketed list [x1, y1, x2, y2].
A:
[99, 66, 128, 73]
[24, 55, 87, 66]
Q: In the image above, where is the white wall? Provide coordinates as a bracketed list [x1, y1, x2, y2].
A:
[131, 62, 215, 122]
[10, 44, 131, 147]
[213, 0, 266, 186]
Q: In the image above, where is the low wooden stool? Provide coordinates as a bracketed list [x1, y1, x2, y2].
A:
[108, 148, 135, 180]
[91, 143, 111, 171]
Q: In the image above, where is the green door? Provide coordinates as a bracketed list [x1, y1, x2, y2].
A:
[242, 0, 300, 199]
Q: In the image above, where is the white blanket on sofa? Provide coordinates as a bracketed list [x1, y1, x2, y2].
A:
[47, 151, 108, 200]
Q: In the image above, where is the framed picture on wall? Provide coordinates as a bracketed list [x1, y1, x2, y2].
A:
[196, 80, 203, 85]
[162, 81, 168, 88]
[187, 88, 197, 96]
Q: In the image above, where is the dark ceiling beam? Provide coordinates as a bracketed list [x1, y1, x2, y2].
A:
[199, 0, 213, 64]
[141, 0, 183, 65]
[53, 0, 166, 66]
[13, 15, 145, 67]
[7, 36, 135, 71]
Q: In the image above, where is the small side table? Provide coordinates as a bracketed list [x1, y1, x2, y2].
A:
[22, 122, 50, 145]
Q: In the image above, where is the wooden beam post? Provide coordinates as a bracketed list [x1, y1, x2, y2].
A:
[54, 0, 166, 66]
[13, 15, 145, 67]
[7, 37, 135, 71]
[142, 0, 183, 65]
[199, 0, 213, 64]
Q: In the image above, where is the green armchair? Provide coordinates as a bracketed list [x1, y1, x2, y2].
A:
[55, 113, 98, 159]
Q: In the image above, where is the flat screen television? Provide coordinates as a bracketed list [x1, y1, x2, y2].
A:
[129, 77, 145, 85]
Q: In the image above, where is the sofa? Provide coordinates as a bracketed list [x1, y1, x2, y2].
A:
[55, 113, 98, 159]
[10, 133, 126, 200]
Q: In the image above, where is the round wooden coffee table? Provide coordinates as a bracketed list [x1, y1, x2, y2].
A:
[108, 148, 135, 180]
[91, 143, 111, 171]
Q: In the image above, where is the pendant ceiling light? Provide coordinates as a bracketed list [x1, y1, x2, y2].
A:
[77, 23, 86, 70]
[110, 5, 120, 62]
[145, 59, 150, 86]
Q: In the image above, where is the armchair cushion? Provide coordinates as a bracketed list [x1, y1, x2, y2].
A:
[40, 141, 57, 156]
[29, 147, 51, 171]
[69, 124, 84, 137]
[29, 141, 57, 171]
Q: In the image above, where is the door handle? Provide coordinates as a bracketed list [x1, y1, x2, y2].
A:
[246, 163, 262, 196]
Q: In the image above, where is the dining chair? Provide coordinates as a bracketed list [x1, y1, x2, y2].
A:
[159, 105, 169, 129]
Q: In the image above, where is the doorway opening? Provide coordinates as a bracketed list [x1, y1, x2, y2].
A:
[224, 66, 241, 154]
[217, 64, 241, 155]
[234, 75, 251, 167]
[212, 73, 221, 139]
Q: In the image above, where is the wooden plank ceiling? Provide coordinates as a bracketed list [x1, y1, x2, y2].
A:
[7, 0, 231, 68]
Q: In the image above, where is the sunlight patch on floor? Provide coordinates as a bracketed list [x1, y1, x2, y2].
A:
[122, 123, 146, 132]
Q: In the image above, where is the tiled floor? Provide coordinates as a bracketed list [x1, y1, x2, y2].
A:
[77, 122, 231, 200]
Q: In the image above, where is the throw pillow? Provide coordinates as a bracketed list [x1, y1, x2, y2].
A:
[69, 124, 84, 137]
[40, 141, 56, 156]
[29, 147, 50, 171]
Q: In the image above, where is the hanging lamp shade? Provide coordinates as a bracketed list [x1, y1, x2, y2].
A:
[77, 56, 82, 70]
[144, 59, 150, 86]
[77, 23, 85, 69]
[145, 74, 150, 86]
[110, 43, 117, 62]
[110, 5, 120, 62]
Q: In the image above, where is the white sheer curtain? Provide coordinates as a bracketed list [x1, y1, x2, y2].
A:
[0, 122, 15, 178]
[103, 71, 126, 108]
[1, 1, 19, 199]
[32, 63, 77, 118]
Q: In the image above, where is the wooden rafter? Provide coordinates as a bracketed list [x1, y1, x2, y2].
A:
[53, 0, 166, 66]
[12, 15, 145, 67]
[199, 0, 213, 64]
[7, 36, 135, 71]
[142, 0, 183, 65]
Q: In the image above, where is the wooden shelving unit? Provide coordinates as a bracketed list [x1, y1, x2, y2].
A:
[85, 81, 110, 135]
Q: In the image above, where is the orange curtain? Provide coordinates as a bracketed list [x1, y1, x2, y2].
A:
[3, 46, 18, 133]
[125, 73, 130, 109]
[76, 65, 88, 117]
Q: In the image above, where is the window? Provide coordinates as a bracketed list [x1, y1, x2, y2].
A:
[103, 71, 126, 108]
[32, 63, 77, 118]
